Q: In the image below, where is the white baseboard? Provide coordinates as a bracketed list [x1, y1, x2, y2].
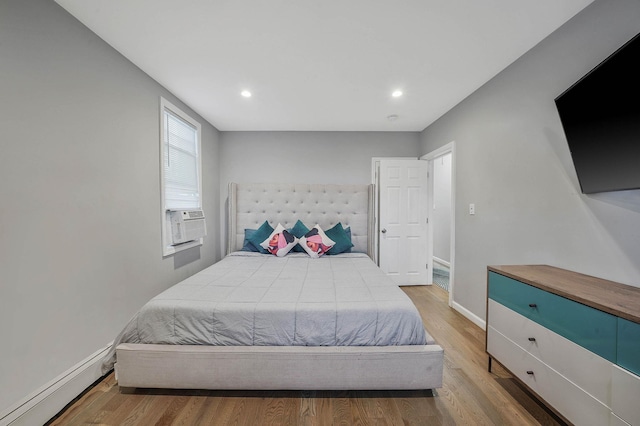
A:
[451, 301, 486, 331]
[432, 257, 450, 268]
[0, 344, 112, 426]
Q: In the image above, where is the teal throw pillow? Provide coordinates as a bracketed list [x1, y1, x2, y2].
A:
[325, 222, 354, 255]
[289, 220, 310, 252]
[241, 229, 259, 252]
[247, 220, 274, 254]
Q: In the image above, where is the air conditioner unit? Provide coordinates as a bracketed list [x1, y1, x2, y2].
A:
[169, 209, 207, 245]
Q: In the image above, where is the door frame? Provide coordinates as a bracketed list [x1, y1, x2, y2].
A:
[421, 142, 455, 307]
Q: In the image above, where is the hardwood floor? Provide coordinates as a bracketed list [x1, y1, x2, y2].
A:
[47, 285, 566, 425]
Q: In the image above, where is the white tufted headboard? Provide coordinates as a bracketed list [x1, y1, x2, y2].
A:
[227, 182, 375, 258]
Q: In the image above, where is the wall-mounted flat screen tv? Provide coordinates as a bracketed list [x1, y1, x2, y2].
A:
[555, 32, 640, 194]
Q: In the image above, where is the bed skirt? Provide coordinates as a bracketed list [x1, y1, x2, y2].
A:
[114, 343, 444, 390]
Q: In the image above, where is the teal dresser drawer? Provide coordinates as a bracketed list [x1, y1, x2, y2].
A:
[618, 318, 640, 376]
[488, 271, 617, 362]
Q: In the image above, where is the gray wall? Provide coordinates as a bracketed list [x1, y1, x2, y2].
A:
[219, 131, 421, 253]
[6, 0, 640, 416]
[420, 0, 640, 321]
[0, 0, 221, 414]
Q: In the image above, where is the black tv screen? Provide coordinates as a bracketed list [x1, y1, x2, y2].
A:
[555, 32, 640, 194]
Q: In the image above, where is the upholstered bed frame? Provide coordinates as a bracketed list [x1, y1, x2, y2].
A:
[227, 182, 375, 256]
[114, 183, 443, 390]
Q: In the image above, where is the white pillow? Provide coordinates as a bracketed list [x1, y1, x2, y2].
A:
[260, 223, 298, 257]
[299, 224, 336, 258]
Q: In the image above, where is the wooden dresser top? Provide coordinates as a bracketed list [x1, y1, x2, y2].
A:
[488, 265, 640, 324]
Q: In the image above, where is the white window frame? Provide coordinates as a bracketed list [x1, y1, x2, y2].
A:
[160, 97, 204, 257]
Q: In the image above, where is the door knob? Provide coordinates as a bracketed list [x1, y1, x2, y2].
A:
[381, 228, 387, 233]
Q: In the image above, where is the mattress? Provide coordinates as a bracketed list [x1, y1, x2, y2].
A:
[102, 251, 430, 374]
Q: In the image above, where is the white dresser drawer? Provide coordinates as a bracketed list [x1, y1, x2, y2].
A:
[612, 364, 640, 425]
[489, 299, 612, 406]
[488, 325, 610, 426]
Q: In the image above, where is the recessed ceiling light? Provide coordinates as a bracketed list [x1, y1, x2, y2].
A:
[241, 90, 252, 98]
[392, 90, 403, 98]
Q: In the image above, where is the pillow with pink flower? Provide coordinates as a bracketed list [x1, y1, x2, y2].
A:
[299, 225, 335, 258]
[260, 223, 298, 257]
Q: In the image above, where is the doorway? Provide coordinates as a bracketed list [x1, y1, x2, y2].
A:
[422, 142, 455, 305]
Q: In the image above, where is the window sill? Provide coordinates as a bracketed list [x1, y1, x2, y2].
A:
[163, 238, 203, 257]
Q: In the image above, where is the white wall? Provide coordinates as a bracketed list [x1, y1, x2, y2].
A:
[420, 0, 640, 322]
[219, 131, 421, 253]
[0, 0, 221, 417]
[433, 153, 452, 263]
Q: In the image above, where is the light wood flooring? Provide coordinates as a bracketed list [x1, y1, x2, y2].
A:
[47, 285, 566, 425]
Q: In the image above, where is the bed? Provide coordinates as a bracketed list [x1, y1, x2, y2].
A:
[102, 182, 443, 390]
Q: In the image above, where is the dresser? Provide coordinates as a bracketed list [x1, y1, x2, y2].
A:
[487, 265, 640, 426]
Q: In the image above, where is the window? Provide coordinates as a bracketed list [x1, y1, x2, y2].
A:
[160, 98, 203, 256]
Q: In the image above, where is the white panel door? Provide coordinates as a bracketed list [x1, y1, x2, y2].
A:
[378, 159, 428, 285]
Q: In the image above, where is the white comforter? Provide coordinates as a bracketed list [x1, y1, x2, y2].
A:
[102, 252, 428, 373]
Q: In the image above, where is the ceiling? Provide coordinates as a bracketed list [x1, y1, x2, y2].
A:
[55, 0, 593, 132]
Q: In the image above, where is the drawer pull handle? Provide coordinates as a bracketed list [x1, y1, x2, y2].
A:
[526, 370, 534, 375]
[528, 337, 536, 342]
[528, 303, 537, 308]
